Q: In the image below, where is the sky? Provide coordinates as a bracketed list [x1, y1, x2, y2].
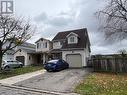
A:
[14, 0, 127, 55]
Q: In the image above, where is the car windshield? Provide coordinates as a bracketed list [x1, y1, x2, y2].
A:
[48, 60, 58, 64]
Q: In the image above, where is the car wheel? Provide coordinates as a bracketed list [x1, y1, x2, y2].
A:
[19, 64, 23, 68]
[47, 69, 52, 72]
[56, 68, 61, 71]
[4, 66, 11, 71]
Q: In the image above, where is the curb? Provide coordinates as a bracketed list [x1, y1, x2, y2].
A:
[0, 84, 78, 95]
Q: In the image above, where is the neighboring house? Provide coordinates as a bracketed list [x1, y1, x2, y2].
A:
[3, 50, 15, 61]
[34, 38, 52, 64]
[34, 28, 91, 68]
[16, 42, 36, 50]
[2, 41, 15, 61]
[14, 42, 36, 66]
[2, 40, 37, 66]
[51, 28, 91, 68]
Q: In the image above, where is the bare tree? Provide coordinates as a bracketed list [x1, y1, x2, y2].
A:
[118, 49, 127, 56]
[97, 0, 127, 39]
[0, 15, 34, 68]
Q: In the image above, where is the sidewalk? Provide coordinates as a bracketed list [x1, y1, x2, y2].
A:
[0, 70, 46, 85]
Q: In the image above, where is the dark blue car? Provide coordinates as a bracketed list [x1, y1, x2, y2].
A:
[44, 59, 69, 72]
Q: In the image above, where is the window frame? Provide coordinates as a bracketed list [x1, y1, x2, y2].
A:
[43, 42, 47, 48]
[69, 36, 75, 43]
[37, 43, 39, 49]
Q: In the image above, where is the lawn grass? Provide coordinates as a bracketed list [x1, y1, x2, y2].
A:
[75, 73, 127, 95]
[0, 66, 43, 79]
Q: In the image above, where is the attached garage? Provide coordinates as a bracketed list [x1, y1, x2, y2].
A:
[66, 54, 82, 68]
[16, 56, 25, 65]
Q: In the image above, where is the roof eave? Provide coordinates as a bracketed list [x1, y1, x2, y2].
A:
[61, 48, 85, 51]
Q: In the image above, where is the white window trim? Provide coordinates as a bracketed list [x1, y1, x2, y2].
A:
[43, 42, 47, 48]
[66, 32, 78, 38]
[69, 36, 75, 43]
[68, 36, 78, 44]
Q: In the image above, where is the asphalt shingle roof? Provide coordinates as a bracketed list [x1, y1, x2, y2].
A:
[52, 28, 90, 49]
[21, 42, 36, 49]
[22, 48, 36, 54]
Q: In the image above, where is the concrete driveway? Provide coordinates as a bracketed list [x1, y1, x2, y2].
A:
[14, 68, 91, 93]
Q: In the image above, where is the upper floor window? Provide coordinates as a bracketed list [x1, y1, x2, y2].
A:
[43, 42, 47, 48]
[70, 37, 75, 43]
[68, 35, 78, 44]
[36, 42, 47, 49]
[37, 43, 39, 49]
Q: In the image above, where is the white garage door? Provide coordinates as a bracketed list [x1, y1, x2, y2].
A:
[66, 54, 82, 68]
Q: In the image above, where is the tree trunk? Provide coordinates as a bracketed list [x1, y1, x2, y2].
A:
[0, 54, 2, 70]
[0, 41, 3, 69]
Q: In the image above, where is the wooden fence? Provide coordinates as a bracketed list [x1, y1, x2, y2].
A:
[92, 55, 127, 73]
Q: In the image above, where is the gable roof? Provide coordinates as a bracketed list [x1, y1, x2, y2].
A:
[52, 28, 90, 49]
[22, 48, 36, 54]
[20, 42, 36, 49]
[66, 32, 79, 38]
[35, 38, 51, 43]
[14, 48, 36, 55]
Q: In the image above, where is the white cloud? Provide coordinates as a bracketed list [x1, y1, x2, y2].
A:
[34, 12, 48, 23]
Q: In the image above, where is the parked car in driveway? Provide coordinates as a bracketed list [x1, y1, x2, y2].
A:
[44, 59, 69, 72]
[1, 60, 23, 70]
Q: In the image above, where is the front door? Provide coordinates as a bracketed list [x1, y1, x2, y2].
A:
[37, 55, 41, 64]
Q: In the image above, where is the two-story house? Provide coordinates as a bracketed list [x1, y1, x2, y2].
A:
[51, 28, 91, 67]
[15, 38, 52, 66]
[35, 38, 52, 64]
